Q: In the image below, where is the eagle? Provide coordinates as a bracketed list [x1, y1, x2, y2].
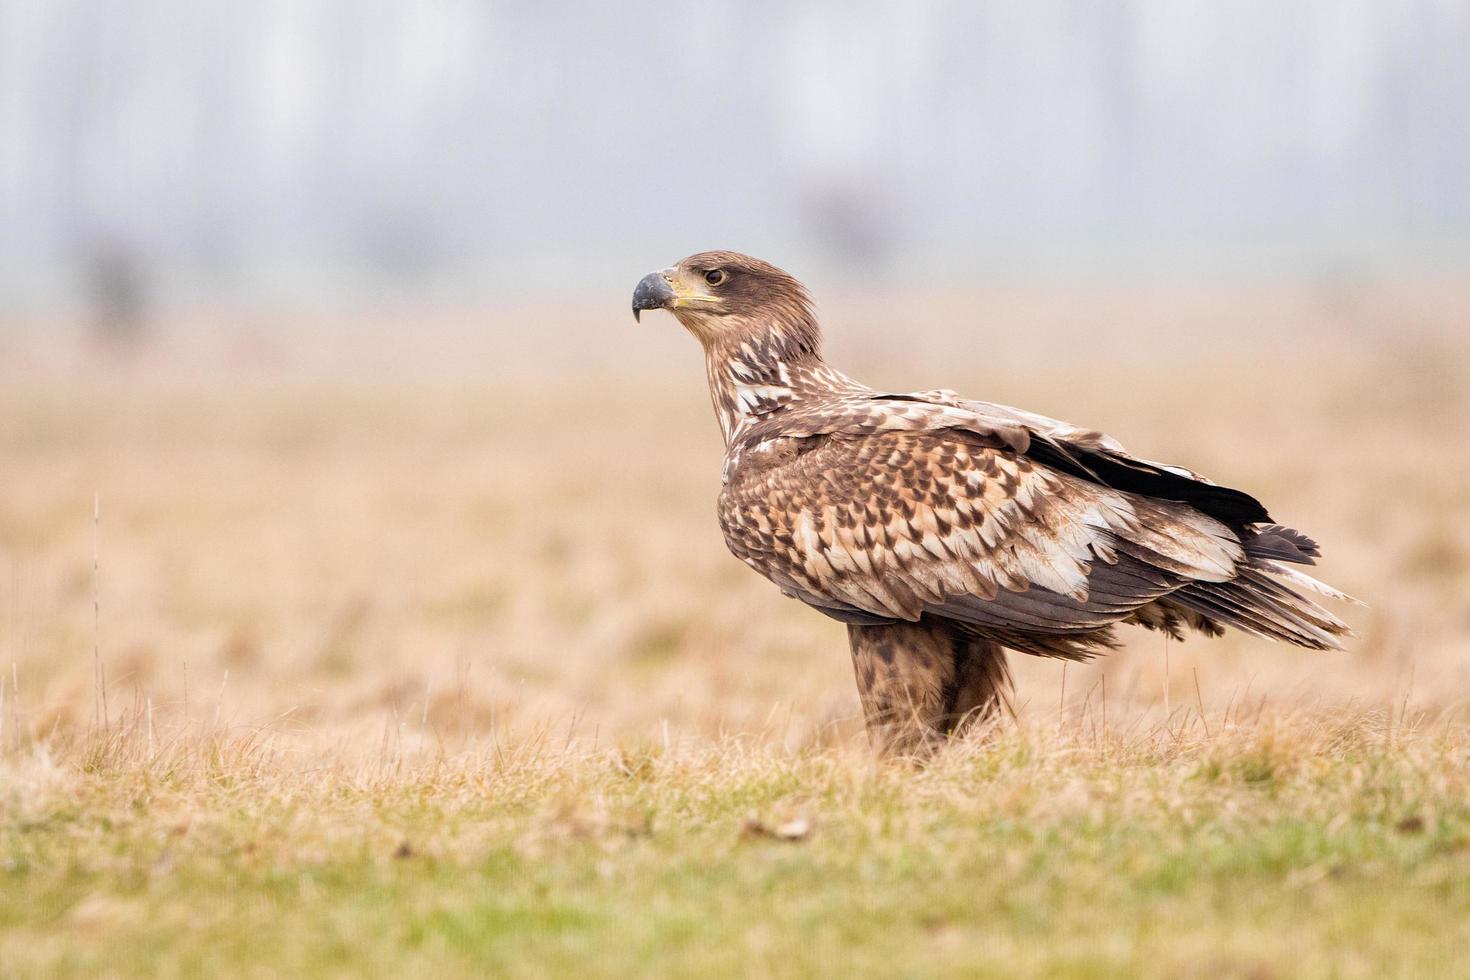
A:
[631, 251, 1353, 755]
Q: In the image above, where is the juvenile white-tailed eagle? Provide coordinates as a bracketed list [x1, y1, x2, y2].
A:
[632, 251, 1352, 754]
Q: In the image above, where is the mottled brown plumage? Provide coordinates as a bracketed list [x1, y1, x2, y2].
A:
[632, 251, 1354, 755]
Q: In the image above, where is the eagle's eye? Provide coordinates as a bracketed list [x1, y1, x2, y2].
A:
[704, 269, 727, 286]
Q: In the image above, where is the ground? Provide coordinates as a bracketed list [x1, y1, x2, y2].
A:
[1, 283, 1468, 977]
[3, 719, 1468, 978]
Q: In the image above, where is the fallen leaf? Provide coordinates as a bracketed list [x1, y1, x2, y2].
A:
[740, 811, 812, 842]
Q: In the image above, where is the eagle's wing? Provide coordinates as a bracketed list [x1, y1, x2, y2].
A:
[720, 397, 1349, 657]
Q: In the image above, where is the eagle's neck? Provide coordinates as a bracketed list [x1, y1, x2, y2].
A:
[703, 326, 861, 445]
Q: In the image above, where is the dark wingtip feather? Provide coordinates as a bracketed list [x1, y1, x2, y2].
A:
[1024, 441, 1270, 529]
[1245, 524, 1322, 565]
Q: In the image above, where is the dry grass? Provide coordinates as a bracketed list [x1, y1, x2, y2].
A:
[1, 282, 1469, 976]
[2, 710, 1467, 978]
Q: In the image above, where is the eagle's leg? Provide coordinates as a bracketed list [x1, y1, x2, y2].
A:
[847, 617, 1011, 756]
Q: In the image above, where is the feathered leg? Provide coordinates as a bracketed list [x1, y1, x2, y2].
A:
[847, 617, 1011, 756]
[946, 632, 1013, 736]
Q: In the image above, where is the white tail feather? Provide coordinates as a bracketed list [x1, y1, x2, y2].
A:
[1256, 561, 1364, 607]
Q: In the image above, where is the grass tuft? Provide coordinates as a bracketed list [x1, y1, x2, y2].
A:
[2, 710, 1467, 978]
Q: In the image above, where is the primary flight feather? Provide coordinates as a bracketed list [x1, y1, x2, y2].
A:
[632, 251, 1353, 754]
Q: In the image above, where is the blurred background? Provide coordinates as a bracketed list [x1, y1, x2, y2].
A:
[4, 0, 1470, 313]
[1, 1, 1467, 751]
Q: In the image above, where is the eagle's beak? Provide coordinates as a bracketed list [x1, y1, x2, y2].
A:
[631, 271, 677, 322]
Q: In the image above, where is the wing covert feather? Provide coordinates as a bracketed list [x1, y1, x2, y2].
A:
[718, 428, 1244, 637]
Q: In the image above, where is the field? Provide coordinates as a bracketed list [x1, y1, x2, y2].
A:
[2, 283, 1469, 977]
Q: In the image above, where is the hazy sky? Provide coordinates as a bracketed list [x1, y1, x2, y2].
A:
[2, 0, 1467, 309]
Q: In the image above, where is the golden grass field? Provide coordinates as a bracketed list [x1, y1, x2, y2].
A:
[2, 282, 1469, 977]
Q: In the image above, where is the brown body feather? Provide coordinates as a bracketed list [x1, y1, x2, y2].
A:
[633, 251, 1354, 756]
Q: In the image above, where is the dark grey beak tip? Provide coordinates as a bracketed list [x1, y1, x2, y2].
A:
[631, 271, 676, 322]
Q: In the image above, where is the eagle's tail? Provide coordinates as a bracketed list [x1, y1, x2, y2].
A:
[1163, 523, 1357, 650]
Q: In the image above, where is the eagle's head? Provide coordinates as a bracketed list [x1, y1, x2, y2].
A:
[631, 251, 820, 358]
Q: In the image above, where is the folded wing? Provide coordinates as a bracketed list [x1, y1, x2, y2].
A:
[719, 397, 1351, 658]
